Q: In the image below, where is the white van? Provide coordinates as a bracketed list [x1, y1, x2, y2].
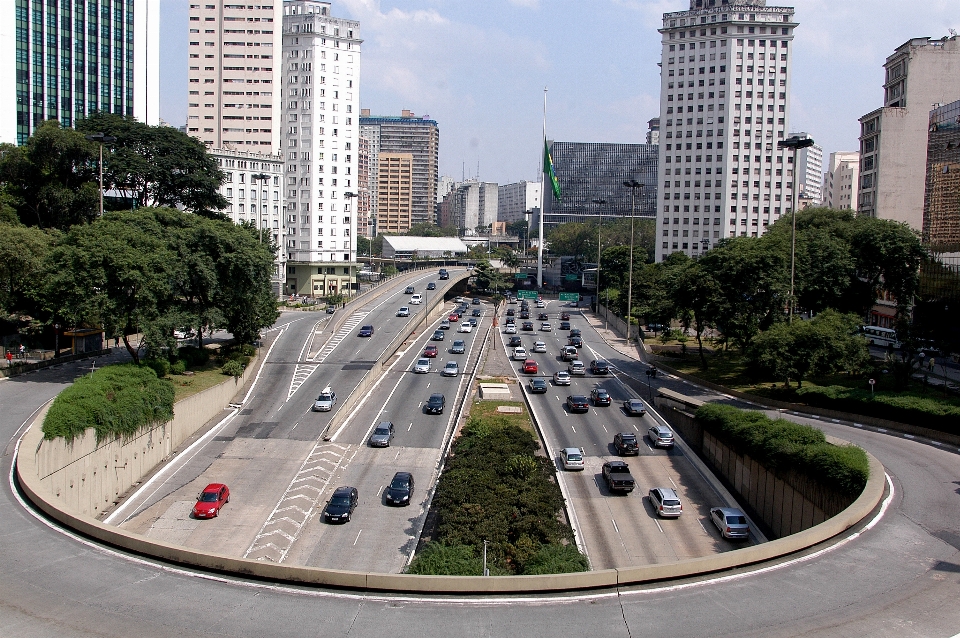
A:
[410, 294, 423, 305]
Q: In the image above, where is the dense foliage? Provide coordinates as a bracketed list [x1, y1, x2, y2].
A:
[42, 364, 174, 442]
[407, 417, 587, 576]
[794, 386, 960, 435]
[695, 403, 869, 499]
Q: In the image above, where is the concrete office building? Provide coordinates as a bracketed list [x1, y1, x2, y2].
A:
[360, 109, 439, 228]
[210, 148, 285, 293]
[497, 181, 542, 225]
[857, 36, 960, 231]
[280, 0, 361, 298]
[656, 0, 798, 262]
[540, 141, 658, 227]
[823, 151, 859, 210]
[357, 135, 372, 237]
[441, 181, 498, 234]
[923, 100, 960, 251]
[186, 2, 282, 151]
[791, 132, 822, 204]
[376, 153, 413, 234]
[0, 0, 159, 145]
[647, 118, 661, 145]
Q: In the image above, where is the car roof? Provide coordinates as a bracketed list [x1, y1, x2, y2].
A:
[429, 393, 445, 399]
[569, 395, 588, 401]
[618, 432, 637, 438]
[627, 398, 644, 404]
[444, 361, 457, 366]
[651, 424, 671, 432]
[332, 486, 355, 496]
[392, 471, 412, 480]
[202, 483, 226, 492]
[563, 447, 581, 455]
[531, 377, 546, 384]
[714, 506, 745, 516]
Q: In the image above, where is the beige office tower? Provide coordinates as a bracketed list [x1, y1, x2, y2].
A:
[280, 1, 361, 298]
[377, 154, 414, 234]
[187, 3, 283, 151]
[823, 151, 859, 211]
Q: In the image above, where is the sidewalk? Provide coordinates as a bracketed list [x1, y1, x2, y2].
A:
[579, 310, 648, 365]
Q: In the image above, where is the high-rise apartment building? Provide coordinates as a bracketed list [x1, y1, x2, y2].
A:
[497, 181, 542, 225]
[280, 0, 361, 298]
[376, 153, 413, 234]
[646, 118, 661, 145]
[357, 135, 372, 238]
[823, 151, 859, 210]
[186, 2, 282, 151]
[655, 0, 797, 262]
[441, 181, 498, 234]
[791, 132, 822, 204]
[857, 36, 960, 230]
[923, 99, 960, 251]
[540, 141, 658, 227]
[0, 0, 160, 145]
[360, 110, 439, 228]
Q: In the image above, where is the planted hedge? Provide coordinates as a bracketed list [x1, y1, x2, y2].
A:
[42, 364, 175, 442]
[795, 385, 960, 436]
[408, 416, 588, 576]
[695, 403, 869, 499]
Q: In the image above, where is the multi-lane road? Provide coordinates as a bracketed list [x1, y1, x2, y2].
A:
[3, 270, 960, 636]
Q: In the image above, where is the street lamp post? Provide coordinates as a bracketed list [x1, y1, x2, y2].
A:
[623, 180, 643, 343]
[343, 191, 358, 298]
[84, 133, 116, 216]
[777, 134, 815, 323]
[252, 172, 270, 243]
[592, 198, 607, 310]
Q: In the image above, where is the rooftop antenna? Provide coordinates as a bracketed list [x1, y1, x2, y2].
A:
[477, 160, 480, 181]
[462, 161, 465, 182]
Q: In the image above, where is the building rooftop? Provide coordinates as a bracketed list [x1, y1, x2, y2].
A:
[382, 236, 469, 253]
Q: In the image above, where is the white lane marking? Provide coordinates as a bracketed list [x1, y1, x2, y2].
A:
[698, 519, 708, 534]
[377, 485, 384, 497]
[669, 476, 678, 489]
[611, 519, 620, 534]
[571, 426, 577, 433]
[654, 518, 664, 534]
[394, 449, 401, 460]
[601, 424, 608, 433]
[353, 530, 363, 546]
[407, 422, 413, 432]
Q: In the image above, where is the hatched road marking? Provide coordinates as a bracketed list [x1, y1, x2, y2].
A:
[286, 311, 369, 400]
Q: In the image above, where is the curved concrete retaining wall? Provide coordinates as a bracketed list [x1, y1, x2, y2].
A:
[17, 408, 886, 592]
[29, 360, 257, 518]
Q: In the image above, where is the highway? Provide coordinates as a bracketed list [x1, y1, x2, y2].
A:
[2, 289, 960, 635]
[497, 300, 757, 570]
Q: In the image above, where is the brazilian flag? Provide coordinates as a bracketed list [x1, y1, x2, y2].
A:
[543, 139, 561, 201]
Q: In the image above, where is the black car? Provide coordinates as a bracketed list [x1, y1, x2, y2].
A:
[472, 298, 481, 305]
[559, 320, 571, 331]
[590, 359, 610, 375]
[425, 393, 446, 414]
[326, 306, 336, 314]
[324, 486, 359, 523]
[614, 432, 640, 455]
[528, 378, 548, 394]
[472, 308, 482, 317]
[519, 310, 531, 319]
[358, 325, 374, 337]
[569, 328, 582, 338]
[385, 472, 415, 506]
[590, 387, 611, 406]
[566, 395, 590, 413]
[405, 286, 415, 294]
[538, 313, 548, 321]
[507, 336, 523, 347]
[432, 330, 445, 341]
[522, 321, 535, 331]
[568, 336, 583, 348]
[427, 282, 436, 290]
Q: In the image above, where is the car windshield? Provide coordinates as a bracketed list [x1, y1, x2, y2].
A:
[318, 394, 333, 401]
[572, 396, 587, 402]
[621, 435, 637, 442]
[199, 492, 219, 502]
[664, 499, 681, 506]
[330, 496, 352, 506]
[630, 400, 643, 407]
[567, 453, 582, 461]
[374, 427, 390, 435]
[728, 515, 747, 524]
[417, 359, 429, 366]
[389, 477, 409, 490]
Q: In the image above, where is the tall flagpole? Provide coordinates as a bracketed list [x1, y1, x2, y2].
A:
[538, 87, 546, 292]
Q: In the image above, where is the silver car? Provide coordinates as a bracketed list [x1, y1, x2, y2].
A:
[413, 358, 431, 374]
[450, 340, 466, 354]
[312, 387, 337, 412]
[711, 507, 750, 540]
[649, 487, 683, 517]
[442, 361, 459, 377]
[396, 307, 410, 317]
[368, 421, 395, 447]
[560, 447, 585, 471]
[648, 424, 675, 448]
[553, 370, 572, 385]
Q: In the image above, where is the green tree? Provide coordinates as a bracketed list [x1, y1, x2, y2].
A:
[545, 222, 594, 258]
[404, 222, 459, 237]
[0, 120, 100, 229]
[0, 222, 57, 322]
[666, 256, 722, 368]
[356, 235, 371, 256]
[76, 113, 228, 217]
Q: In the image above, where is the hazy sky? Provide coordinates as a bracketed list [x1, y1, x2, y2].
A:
[160, 0, 959, 185]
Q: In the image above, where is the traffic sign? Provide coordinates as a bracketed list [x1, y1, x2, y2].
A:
[559, 292, 580, 302]
[514, 273, 527, 279]
[517, 290, 538, 300]
[564, 274, 578, 281]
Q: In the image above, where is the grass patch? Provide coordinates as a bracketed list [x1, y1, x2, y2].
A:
[467, 400, 533, 433]
[170, 364, 241, 402]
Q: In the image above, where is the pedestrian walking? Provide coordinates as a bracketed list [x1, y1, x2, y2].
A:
[18, 344, 25, 359]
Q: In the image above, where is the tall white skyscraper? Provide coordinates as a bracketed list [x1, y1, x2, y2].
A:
[497, 181, 542, 224]
[0, 0, 159, 145]
[823, 151, 859, 211]
[791, 132, 822, 204]
[655, 0, 797, 262]
[281, 1, 361, 298]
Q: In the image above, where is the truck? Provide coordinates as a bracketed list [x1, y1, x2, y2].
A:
[602, 460, 635, 493]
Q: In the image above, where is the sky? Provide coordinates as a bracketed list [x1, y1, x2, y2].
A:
[159, 0, 960, 185]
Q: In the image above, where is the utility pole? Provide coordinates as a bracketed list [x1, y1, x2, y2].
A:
[622, 181, 643, 343]
[777, 135, 815, 323]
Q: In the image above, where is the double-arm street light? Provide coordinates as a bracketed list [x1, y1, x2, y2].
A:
[592, 198, 607, 307]
[343, 191, 358, 298]
[622, 180, 643, 343]
[777, 134, 815, 323]
[84, 132, 116, 216]
[252, 172, 270, 242]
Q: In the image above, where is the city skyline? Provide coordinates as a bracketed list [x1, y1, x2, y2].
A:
[158, 1, 958, 186]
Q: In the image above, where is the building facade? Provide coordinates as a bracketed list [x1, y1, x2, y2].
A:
[281, 0, 361, 297]
[791, 132, 822, 204]
[209, 147, 285, 293]
[857, 36, 960, 230]
[359, 109, 439, 230]
[497, 181, 542, 225]
[646, 117, 661, 145]
[923, 100, 960, 252]
[823, 150, 859, 210]
[357, 134, 372, 237]
[655, 0, 798, 262]
[441, 181, 498, 234]
[376, 153, 413, 234]
[186, 2, 282, 151]
[540, 141, 658, 227]
[1, 0, 160, 145]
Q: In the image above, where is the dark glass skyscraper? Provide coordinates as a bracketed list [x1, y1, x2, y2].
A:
[924, 100, 960, 252]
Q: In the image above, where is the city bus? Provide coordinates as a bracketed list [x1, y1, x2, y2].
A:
[860, 325, 900, 349]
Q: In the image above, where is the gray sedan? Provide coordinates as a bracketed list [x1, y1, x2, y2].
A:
[368, 421, 395, 447]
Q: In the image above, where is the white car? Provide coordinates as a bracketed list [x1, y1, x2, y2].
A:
[540, 322, 552, 332]
[458, 323, 473, 333]
[560, 447, 585, 471]
[413, 358, 431, 373]
[504, 324, 517, 334]
[536, 300, 546, 308]
[532, 341, 547, 353]
[513, 347, 527, 361]
[441, 361, 459, 377]
[553, 371, 572, 385]
[396, 306, 410, 317]
[410, 294, 423, 305]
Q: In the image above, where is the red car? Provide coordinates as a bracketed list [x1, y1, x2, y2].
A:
[560, 312, 571, 321]
[522, 359, 538, 374]
[192, 483, 229, 519]
[448, 313, 460, 322]
[423, 345, 438, 357]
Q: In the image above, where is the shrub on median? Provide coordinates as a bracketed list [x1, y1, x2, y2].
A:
[794, 385, 960, 436]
